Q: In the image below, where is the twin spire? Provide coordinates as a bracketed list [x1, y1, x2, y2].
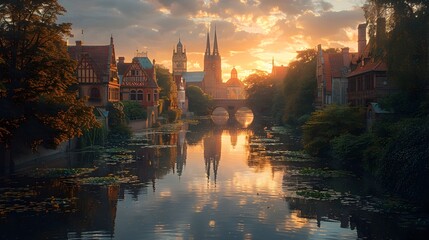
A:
[205, 27, 219, 56]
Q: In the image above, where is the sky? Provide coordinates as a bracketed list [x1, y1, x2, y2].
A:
[58, 0, 366, 81]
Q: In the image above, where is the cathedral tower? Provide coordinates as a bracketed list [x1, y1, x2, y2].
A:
[203, 27, 224, 98]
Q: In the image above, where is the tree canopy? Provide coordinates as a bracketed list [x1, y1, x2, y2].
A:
[0, 0, 98, 150]
[244, 70, 279, 117]
[282, 49, 317, 124]
[364, 0, 428, 112]
[156, 65, 177, 108]
[186, 85, 212, 116]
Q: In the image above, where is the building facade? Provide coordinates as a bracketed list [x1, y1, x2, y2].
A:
[67, 37, 120, 108]
[225, 68, 245, 99]
[347, 19, 395, 107]
[117, 53, 160, 126]
[172, 39, 187, 89]
[203, 28, 226, 99]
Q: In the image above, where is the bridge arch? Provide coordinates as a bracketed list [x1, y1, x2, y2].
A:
[211, 99, 252, 118]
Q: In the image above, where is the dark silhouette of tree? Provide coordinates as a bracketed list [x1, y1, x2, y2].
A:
[156, 65, 177, 110]
[282, 49, 317, 124]
[186, 85, 212, 116]
[244, 70, 279, 117]
[364, 0, 428, 114]
[0, 0, 98, 151]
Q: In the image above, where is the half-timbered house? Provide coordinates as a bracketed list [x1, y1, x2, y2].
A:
[67, 37, 120, 108]
[117, 53, 160, 127]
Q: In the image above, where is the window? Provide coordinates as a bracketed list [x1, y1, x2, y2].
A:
[154, 90, 158, 101]
[130, 90, 136, 100]
[147, 93, 151, 102]
[89, 87, 100, 101]
[137, 90, 143, 100]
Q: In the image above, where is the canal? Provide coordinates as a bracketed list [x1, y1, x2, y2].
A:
[1, 112, 428, 239]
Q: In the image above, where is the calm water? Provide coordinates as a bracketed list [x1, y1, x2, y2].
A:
[1, 114, 428, 239]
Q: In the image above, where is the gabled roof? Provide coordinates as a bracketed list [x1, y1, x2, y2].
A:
[134, 56, 153, 69]
[347, 59, 387, 77]
[68, 44, 111, 82]
[117, 62, 131, 84]
[182, 72, 205, 83]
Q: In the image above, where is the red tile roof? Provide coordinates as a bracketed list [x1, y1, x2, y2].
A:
[347, 59, 387, 77]
[68, 45, 111, 82]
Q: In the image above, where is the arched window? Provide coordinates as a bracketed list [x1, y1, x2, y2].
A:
[89, 87, 100, 101]
[137, 90, 143, 100]
[130, 90, 136, 100]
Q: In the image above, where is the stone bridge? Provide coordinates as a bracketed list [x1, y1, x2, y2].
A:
[212, 99, 251, 117]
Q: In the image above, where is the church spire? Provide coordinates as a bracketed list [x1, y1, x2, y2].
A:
[213, 26, 219, 56]
[205, 31, 211, 56]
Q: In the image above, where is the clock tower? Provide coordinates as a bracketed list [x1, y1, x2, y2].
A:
[172, 38, 187, 88]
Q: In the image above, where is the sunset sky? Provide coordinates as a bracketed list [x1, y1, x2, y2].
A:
[58, 0, 366, 80]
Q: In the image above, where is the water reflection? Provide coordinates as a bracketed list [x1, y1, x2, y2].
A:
[1, 119, 428, 239]
[211, 107, 254, 128]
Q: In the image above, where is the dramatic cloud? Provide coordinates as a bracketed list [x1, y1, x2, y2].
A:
[58, 0, 366, 80]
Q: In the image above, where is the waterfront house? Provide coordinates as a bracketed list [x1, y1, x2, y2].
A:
[67, 37, 120, 108]
[117, 53, 160, 127]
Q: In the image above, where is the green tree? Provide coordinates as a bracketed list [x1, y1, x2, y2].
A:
[186, 85, 212, 116]
[364, 0, 428, 115]
[156, 65, 177, 110]
[0, 0, 98, 151]
[282, 49, 317, 124]
[244, 70, 280, 117]
[106, 102, 131, 142]
[302, 105, 365, 156]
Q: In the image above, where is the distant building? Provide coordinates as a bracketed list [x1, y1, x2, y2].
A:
[117, 52, 160, 127]
[67, 36, 120, 108]
[171, 28, 227, 100]
[316, 46, 358, 108]
[172, 38, 187, 89]
[225, 68, 245, 99]
[271, 58, 288, 80]
[203, 28, 226, 98]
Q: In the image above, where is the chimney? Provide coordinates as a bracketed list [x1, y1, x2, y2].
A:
[75, 40, 82, 47]
[376, 17, 386, 46]
[358, 23, 366, 57]
[118, 57, 125, 64]
[342, 47, 350, 68]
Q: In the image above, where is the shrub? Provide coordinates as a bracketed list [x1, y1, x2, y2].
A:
[302, 105, 365, 156]
[122, 101, 147, 121]
[167, 109, 182, 123]
[377, 117, 429, 201]
[331, 133, 373, 169]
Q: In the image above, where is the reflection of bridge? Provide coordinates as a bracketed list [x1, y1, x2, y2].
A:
[212, 99, 251, 117]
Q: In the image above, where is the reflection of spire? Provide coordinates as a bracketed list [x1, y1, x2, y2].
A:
[203, 129, 221, 184]
[229, 129, 238, 148]
[176, 128, 187, 177]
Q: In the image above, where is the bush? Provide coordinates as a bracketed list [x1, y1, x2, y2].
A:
[377, 117, 429, 201]
[107, 124, 132, 143]
[331, 133, 373, 169]
[302, 105, 365, 156]
[122, 101, 147, 121]
[106, 102, 131, 142]
[167, 109, 182, 123]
